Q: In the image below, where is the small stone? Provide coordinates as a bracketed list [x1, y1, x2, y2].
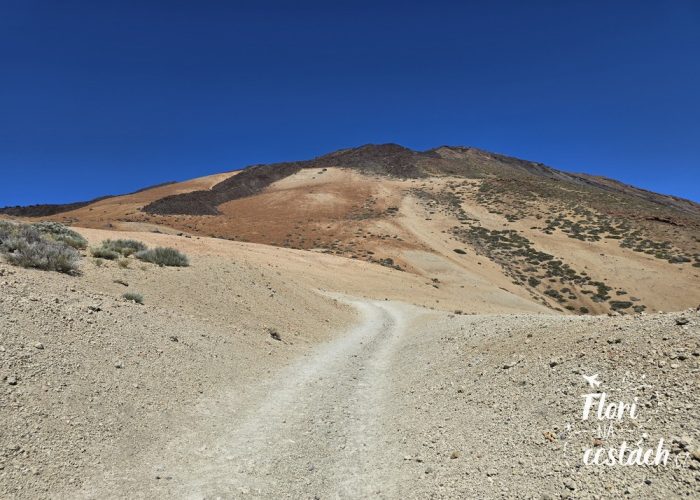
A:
[34, 342, 44, 350]
[486, 468, 498, 476]
[169, 335, 179, 342]
[678, 436, 692, 450]
[549, 359, 559, 368]
[450, 450, 460, 459]
[564, 480, 576, 491]
[6, 376, 17, 386]
[675, 317, 689, 326]
[114, 362, 124, 369]
[268, 328, 281, 341]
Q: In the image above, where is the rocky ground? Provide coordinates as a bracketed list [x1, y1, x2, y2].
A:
[0, 228, 698, 499]
[0, 254, 353, 498]
[391, 308, 700, 498]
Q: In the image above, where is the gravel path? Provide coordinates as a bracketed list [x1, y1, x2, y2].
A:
[74, 300, 700, 500]
[78, 298, 421, 499]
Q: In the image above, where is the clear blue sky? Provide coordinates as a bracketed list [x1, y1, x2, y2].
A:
[1, 0, 698, 206]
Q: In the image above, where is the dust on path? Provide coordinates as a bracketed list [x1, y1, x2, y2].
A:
[77, 298, 424, 499]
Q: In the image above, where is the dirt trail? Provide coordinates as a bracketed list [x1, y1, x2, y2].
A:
[5, 262, 697, 499]
[77, 298, 423, 499]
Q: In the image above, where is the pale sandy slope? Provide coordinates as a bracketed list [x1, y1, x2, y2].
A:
[0, 227, 543, 498]
[74, 296, 699, 499]
[1, 228, 698, 499]
[75, 228, 548, 315]
[51, 171, 236, 231]
[34, 167, 700, 314]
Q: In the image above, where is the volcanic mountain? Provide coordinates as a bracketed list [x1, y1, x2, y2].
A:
[3, 143, 699, 314]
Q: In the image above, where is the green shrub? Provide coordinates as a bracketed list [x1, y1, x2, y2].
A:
[544, 288, 564, 301]
[0, 221, 15, 242]
[610, 301, 633, 310]
[668, 255, 691, 264]
[135, 247, 189, 267]
[1, 223, 43, 251]
[100, 239, 147, 256]
[32, 221, 87, 249]
[0, 221, 80, 273]
[122, 292, 143, 304]
[117, 259, 130, 269]
[90, 246, 120, 260]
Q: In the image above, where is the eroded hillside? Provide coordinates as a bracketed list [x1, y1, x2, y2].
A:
[4, 144, 699, 315]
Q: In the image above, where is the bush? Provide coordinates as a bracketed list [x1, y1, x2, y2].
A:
[122, 292, 144, 304]
[135, 247, 189, 267]
[1, 223, 43, 251]
[90, 246, 120, 260]
[0, 221, 80, 273]
[0, 221, 15, 242]
[7, 240, 79, 273]
[610, 300, 633, 310]
[32, 221, 87, 249]
[100, 239, 147, 257]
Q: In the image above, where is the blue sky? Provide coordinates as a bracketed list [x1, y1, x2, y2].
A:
[1, 0, 699, 205]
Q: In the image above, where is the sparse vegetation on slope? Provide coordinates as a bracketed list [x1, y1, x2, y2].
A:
[122, 292, 144, 304]
[91, 238, 148, 261]
[99, 239, 147, 256]
[135, 247, 189, 267]
[90, 246, 120, 260]
[0, 221, 80, 273]
[32, 221, 88, 249]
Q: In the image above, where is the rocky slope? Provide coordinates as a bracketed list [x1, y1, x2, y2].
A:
[4, 144, 698, 316]
[0, 220, 697, 499]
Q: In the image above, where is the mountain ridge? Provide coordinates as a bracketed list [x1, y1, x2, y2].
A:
[2, 143, 699, 316]
[3, 144, 698, 218]
[140, 143, 700, 217]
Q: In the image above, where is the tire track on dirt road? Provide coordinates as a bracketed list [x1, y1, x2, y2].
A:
[79, 297, 423, 499]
